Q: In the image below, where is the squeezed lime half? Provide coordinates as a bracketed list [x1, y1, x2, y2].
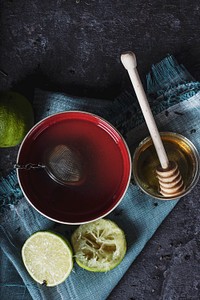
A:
[22, 231, 73, 287]
[71, 219, 127, 272]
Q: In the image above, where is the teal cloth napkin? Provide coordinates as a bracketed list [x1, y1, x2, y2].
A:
[0, 55, 200, 300]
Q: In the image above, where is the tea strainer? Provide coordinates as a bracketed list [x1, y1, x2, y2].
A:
[15, 144, 84, 186]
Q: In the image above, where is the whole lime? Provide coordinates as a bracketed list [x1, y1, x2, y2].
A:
[0, 91, 34, 147]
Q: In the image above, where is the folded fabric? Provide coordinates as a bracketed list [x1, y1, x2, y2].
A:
[0, 55, 200, 300]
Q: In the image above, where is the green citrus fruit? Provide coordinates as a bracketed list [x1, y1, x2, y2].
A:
[71, 219, 127, 272]
[0, 91, 34, 147]
[22, 231, 73, 287]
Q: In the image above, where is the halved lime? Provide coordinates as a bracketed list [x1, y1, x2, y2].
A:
[22, 231, 73, 287]
[71, 219, 127, 272]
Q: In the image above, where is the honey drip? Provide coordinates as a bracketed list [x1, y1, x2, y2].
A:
[156, 161, 185, 197]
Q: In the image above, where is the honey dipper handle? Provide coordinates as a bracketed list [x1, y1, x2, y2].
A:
[121, 51, 169, 169]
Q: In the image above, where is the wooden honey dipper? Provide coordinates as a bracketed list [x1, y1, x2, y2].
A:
[120, 51, 185, 198]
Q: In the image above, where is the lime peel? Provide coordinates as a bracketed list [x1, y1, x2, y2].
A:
[71, 219, 127, 272]
[0, 91, 34, 147]
[22, 231, 73, 287]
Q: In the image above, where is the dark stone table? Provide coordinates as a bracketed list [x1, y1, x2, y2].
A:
[1, 1, 200, 299]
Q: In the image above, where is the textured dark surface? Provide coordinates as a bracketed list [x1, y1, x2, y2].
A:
[109, 180, 200, 300]
[0, 1, 200, 299]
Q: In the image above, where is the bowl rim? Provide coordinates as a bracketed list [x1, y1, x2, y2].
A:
[16, 110, 132, 224]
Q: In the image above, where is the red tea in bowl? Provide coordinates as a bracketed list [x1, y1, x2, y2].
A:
[17, 112, 131, 224]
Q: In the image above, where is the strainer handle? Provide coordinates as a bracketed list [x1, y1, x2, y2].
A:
[14, 163, 46, 170]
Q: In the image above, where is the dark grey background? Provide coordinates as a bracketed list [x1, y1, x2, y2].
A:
[0, 1, 200, 299]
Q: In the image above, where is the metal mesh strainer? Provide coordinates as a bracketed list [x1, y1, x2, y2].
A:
[15, 144, 84, 186]
[45, 144, 84, 185]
